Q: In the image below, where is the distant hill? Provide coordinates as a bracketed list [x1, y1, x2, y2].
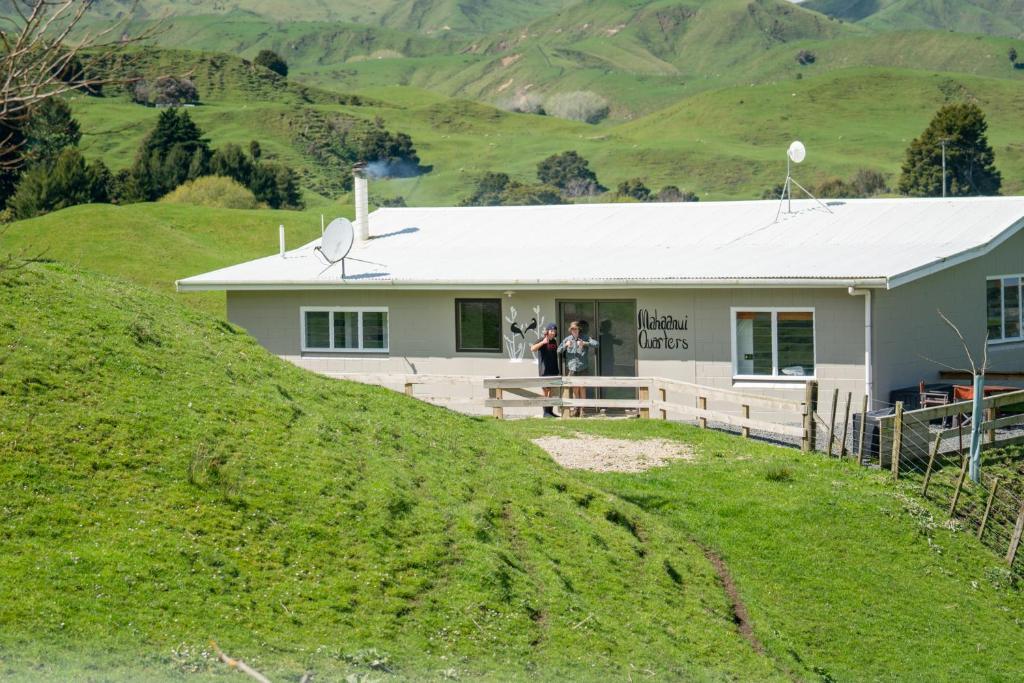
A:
[805, 0, 1024, 38]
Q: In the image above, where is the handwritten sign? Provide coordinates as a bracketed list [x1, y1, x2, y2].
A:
[637, 308, 689, 350]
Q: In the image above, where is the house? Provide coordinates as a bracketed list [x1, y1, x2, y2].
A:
[177, 184, 1024, 415]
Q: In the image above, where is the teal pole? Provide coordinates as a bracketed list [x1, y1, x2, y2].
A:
[969, 374, 984, 483]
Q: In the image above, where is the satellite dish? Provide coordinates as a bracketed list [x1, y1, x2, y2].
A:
[318, 218, 354, 264]
[787, 140, 806, 164]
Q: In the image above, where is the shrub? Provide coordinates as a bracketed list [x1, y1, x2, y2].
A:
[537, 150, 604, 192]
[851, 169, 888, 197]
[545, 91, 610, 124]
[9, 148, 110, 219]
[764, 464, 794, 482]
[254, 49, 288, 78]
[504, 93, 545, 115]
[656, 185, 699, 202]
[796, 50, 816, 66]
[160, 176, 259, 209]
[616, 178, 652, 202]
[1009, 47, 1018, 64]
[131, 76, 199, 107]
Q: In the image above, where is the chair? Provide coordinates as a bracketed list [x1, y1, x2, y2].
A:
[920, 381, 952, 426]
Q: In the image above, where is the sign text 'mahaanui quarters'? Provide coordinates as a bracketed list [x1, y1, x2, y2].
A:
[637, 308, 688, 350]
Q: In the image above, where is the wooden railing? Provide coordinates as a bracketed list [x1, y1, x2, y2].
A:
[483, 376, 811, 447]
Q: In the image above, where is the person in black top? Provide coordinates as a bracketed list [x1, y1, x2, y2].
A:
[530, 322, 561, 417]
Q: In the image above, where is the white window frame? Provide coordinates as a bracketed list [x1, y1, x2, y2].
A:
[300, 306, 389, 353]
[986, 275, 1024, 345]
[730, 307, 816, 381]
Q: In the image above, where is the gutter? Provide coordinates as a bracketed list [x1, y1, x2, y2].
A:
[848, 286, 873, 408]
[176, 277, 890, 292]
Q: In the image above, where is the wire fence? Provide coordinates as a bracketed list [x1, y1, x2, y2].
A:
[809, 388, 1024, 572]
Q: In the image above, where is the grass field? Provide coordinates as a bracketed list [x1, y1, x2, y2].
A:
[0, 262, 781, 681]
[499, 419, 1024, 681]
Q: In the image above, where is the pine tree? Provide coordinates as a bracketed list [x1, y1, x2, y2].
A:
[23, 98, 81, 167]
[9, 148, 105, 218]
[126, 109, 210, 201]
[897, 103, 1001, 197]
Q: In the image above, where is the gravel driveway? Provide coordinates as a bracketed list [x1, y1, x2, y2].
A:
[532, 433, 695, 473]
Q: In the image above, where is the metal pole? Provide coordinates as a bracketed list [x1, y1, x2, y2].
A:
[787, 156, 792, 214]
[969, 374, 984, 483]
[941, 139, 947, 198]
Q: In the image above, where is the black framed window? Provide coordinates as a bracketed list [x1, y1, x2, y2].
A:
[456, 299, 502, 352]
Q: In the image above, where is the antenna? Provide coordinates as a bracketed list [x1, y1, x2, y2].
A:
[774, 140, 832, 222]
[315, 217, 355, 277]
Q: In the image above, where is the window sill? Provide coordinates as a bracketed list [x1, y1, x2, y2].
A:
[987, 338, 1024, 347]
[732, 377, 815, 389]
[302, 348, 390, 354]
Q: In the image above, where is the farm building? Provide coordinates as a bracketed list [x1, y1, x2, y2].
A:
[177, 190, 1024, 416]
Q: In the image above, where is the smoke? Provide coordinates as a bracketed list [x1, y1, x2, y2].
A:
[363, 159, 423, 179]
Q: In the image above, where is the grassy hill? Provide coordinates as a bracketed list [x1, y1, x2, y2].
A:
[0, 261, 780, 680]
[806, 0, 1024, 38]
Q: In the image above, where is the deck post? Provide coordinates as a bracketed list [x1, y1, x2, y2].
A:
[639, 385, 650, 419]
[490, 387, 504, 420]
[839, 391, 852, 458]
[741, 404, 750, 439]
[404, 382, 414, 397]
[659, 387, 667, 420]
[827, 388, 839, 457]
[856, 394, 868, 463]
[802, 381, 818, 452]
[698, 395, 707, 429]
[891, 401, 904, 479]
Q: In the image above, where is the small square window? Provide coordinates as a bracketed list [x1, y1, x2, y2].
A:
[456, 299, 502, 352]
[733, 309, 814, 379]
[302, 308, 389, 352]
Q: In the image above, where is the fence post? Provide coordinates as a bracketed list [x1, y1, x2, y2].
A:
[856, 393, 868, 463]
[891, 401, 904, 480]
[949, 455, 969, 518]
[978, 477, 1000, 541]
[1007, 499, 1024, 566]
[921, 433, 942, 498]
[839, 391, 852, 458]
[698, 395, 707, 429]
[802, 381, 818, 452]
[741, 404, 750, 439]
[827, 388, 839, 457]
[404, 382, 414, 397]
[985, 407, 996, 445]
[639, 385, 650, 419]
[490, 387, 504, 420]
[659, 387, 667, 420]
[560, 380, 570, 419]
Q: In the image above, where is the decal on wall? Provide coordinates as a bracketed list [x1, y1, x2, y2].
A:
[504, 305, 545, 361]
[637, 308, 689, 350]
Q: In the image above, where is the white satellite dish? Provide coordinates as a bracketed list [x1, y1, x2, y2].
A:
[318, 217, 354, 264]
[787, 140, 806, 164]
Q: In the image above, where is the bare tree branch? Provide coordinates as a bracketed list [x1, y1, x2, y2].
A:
[937, 308, 983, 376]
[0, 1, 160, 168]
[211, 640, 273, 683]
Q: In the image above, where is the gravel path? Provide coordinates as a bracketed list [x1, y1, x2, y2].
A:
[533, 433, 695, 472]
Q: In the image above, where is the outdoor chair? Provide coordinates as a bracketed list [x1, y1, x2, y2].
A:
[919, 381, 951, 426]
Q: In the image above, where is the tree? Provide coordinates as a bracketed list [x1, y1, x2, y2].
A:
[125, 109, 211, 201]
[897, 103, 1001, 197]
[460, 172, 511, 206]
[500, 183, 562, 206]
[616, 178, 652, 202]
[8, 147, 108, 218]
[537, 151, 603, 193]
[249, 140, 262, 160]
[210, 143, 254, 187]
[22, 97, 81, 167]
[850, 169, 888, 197]
[250, 161, 302, 209]
[130, 76, 199, 107]
[1009, 47, 1018, 64]
[656, 185, 698, 202]
[355, 125, 421, 176]
[795, 50, 816, 65]
[254, 49, 288, 78]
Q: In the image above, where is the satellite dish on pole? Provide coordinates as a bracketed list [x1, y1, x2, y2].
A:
[774, 140, 831, 221]
[318, 218, 354, 264]
[787, 140, 806, 164]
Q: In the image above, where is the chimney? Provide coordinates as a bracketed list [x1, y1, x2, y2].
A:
[353, 162, 369, 243]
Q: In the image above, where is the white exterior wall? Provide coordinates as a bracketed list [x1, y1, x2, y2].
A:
[226, 287, 868, 412]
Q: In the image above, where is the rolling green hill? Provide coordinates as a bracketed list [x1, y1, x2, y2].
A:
[806, 0, 1024, 38]
[0, 261, 780, 680]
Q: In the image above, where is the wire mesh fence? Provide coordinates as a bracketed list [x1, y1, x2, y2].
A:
[810, 387, 1024, 572]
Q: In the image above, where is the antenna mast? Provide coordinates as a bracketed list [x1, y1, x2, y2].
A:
[774, 140, 833, 222]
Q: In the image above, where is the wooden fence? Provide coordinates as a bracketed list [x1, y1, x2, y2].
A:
[483, 376, 812, 448]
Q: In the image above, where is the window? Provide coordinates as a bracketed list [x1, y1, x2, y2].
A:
[732, 308, 814, 379]
[456, 299, 502, 352]
[988, 276, 1024, 344]
[301, 307, 389, 352]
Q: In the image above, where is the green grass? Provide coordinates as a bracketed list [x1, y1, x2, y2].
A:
[0, 203, 328, 317]
[0, 262, 782, 680]
[499, 419, 1024, 681]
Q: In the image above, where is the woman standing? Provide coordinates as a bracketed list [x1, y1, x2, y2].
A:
[561, 321, 598, 417]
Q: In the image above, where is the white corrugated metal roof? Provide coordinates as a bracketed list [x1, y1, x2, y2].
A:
[176, 197, 1024, 291]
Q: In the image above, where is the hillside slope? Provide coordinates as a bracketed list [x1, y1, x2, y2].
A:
[0, 263, 781, 680]
[806, 0, 1024, 38]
